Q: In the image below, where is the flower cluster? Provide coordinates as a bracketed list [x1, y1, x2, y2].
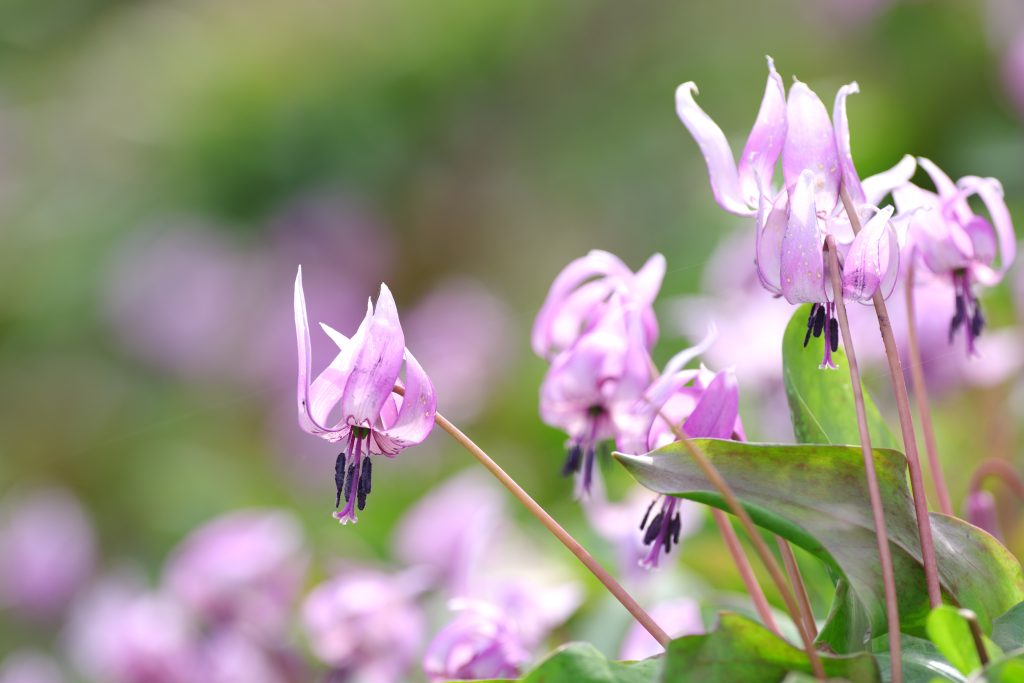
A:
[676, 57, 1016, 364]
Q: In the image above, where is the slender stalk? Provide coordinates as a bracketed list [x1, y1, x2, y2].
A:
[904, 261, 954, 515]
[969, 459, 1024, 502]
[825, 236, 902, 683]
[430, 408, 670, 646]
[775, 537, 817, 640]
[840, 185, 943, 609]
[712, 509, 781, 635]
[960, 609, 990, 667]
[672, 433, 826, 679]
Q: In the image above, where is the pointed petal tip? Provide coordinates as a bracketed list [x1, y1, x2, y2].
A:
[675, 81, 699, 103]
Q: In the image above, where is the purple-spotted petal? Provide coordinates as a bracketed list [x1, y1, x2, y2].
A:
[675, 82, 754, 216]
[957, 175, 1017, 284]
[781, 170, 826, 304]
[374, 349, 437, 455]
[783, 80, 841, 210]
[340, 284, 406, 428]
[862, 155, 916, 206]
[842, 206, 898, 302]
[738, 56, 787, 204]
[833, 82, 865, 206]
[756, 189, 788, 294]
[681, 369, 740, 440]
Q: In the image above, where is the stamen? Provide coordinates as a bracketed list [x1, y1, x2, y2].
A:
[829, 317, 839, 353]
[640, 498, 657, 530]
[561, 444, 582, 476]
[643, 512, 664, 545]
[812, 304, 826, 338]
[671, 512, 681, 545]
[803, 304, 818, 347]
[971, 302, 985, 339]
[357, 456, 372, 511]
[344, 461, 357, 502]
[334, 451, 347, 508]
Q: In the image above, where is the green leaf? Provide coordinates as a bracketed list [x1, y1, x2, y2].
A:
[614, 440, 1024, 653]
[663, 612, 879, 682]
[970, 649, 1024, 682]
[871, 635, 965, 682]
[993, 603, 1024, 653]
[467, 642, 661, 683]
[926, 606, 1003, 675]
[782, 305, 899, 450]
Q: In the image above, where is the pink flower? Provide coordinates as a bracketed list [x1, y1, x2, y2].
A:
[294, 269, 437, 523]
[422, 602, 530, 682]
[1003, 29, 1024, 120]
[163, 509, 307, 639]
[0, 488, 95, 620]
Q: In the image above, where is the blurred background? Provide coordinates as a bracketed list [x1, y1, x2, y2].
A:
[1, 0, 1023, 681]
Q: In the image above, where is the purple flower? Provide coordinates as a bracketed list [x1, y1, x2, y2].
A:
[532, 250, 665, 360]
[0, 488, 95, 620]
[539, 297, 652, 497]
[163, 509, 307, 639]
[964, 490, 1002, 542]
[198, 631, 300, 683]
[0, 652, 65, 683]
[894, 158, 1017, 355]
[677, 62, 915, 368]
[422, 602, 530, 682]
[294, 268, 437, 524]
[619, 598, 704, 661]
[301, 569, 426, 683]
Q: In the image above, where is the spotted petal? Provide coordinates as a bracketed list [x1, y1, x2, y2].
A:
[737, 56, 787, 205]
[781, 170, 826, 304]
[756, 188, 788, 295]
[783, 80, 841, 211]
[841, 206, 899, 303]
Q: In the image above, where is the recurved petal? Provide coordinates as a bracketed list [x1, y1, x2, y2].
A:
[918, 157, 972, 224]
[862, 155, 916, 206]
[958, 175, 1017, 283]
[755, 188, 788, 295]
[340, 284, 407, 428]
[374, 349, 437, 456]
[841, 206, 899, 302]
[781, 170, 826, 304]
[681, 369, 740, 440]
[675, 82, 754, 216]
[633, 253, 666, 348]
[738, 56, 787, 205]
[833, 82, 866, 206]
[783, 80, 841, 210]
[295, 268, 340, 435]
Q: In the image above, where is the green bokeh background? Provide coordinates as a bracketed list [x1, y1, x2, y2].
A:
[1, 0, 1022, 670]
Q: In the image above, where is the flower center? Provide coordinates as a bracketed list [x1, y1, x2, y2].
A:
[561, 407, 607, 497]
[950, 270, 984, 356]
[638, 495, 682, 569]
[333, 427, 374, 525]
[803, 302, 839, 369]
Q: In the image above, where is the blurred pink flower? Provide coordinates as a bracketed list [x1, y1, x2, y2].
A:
[404, 277, 515, 422]
[964, 490, 1002, 541]
[391, 470, 504, 595]
[301, 568, 426, 683]
[0, 652, 64, 683]
[422, 602, 530, 682]
[1003, 29, 1024, 120]
[618, 598, 703, 661]
[0, 488, 95, 620]
[163, 509, 307, 639]
[199, 631, 300, 683]
[66, 574, 199, 683]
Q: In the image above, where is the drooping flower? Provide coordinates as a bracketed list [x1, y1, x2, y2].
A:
[619, 598, 704, 661]
[539, 296, 652, 497]
[163, 509, 308, 639]
[294, 268, 437, 524]
[893, 158, 1016, 356]
[677, 62, 915, 368]
[532, 250, 665, 360]
[301, 568, 427, 683]
[422, 602, 530, 682]
[0, 487, 96, 620]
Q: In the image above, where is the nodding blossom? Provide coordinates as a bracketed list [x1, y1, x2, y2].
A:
[894, 158, 1016, 356]
[539, 296, 652, 497]
[676, 59, 916, 368]
[532, 250, 665, 360]
[294, 268, 436, 524]
[422, 601, 530, 682]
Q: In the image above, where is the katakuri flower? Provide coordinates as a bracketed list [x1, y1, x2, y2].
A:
[677, 62, 915, 368]
[294, 268, 436, 524]
[893, 158, 1016, 356]
[422, 601, 530, 682]
[532, 250, 665, 360]
[539, 296, 652, 497]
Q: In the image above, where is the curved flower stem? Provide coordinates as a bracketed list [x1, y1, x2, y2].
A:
[825, 236, 902, 683]
[905, 261, 954, 515]
[969, 459, 1024, 502]
[840, 185, 943, 609]
[712, 509, 781, 635]
[427, 406, 670, 646]
[776, 537, 817, 640]
[672, 433, 826, 679]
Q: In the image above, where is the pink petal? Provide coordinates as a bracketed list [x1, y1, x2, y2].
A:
[375, 349, 437, 455]
[862, 154, 916, 206]
[675, 82, 754, 216]
[781, 170, 826, 304]
[737, 56, 787, 204]
[340, 284, 407, 428]
[783, 80, 841, 211]
[682, 369, 740, 439]
[833, 81, 865, 206]
[894, 183, 973, 274]
[756, 188, 788, 294]
[918, 157, 972, 224]
[633, 253, 666, 347]
[842, 206, 899, 302]
[957, 175, 1017, 285]
[295, 267, 346, 436]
